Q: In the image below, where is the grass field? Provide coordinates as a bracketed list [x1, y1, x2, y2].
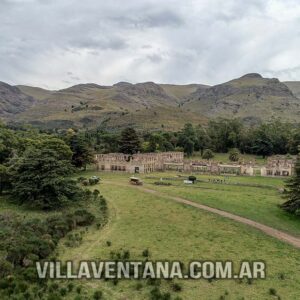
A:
[189, 152, 268, 165]
[55, 171, 300, 299]
[1, 171, 299, 299]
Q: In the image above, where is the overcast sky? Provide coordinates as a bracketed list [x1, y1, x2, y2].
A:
[1, 0, 300, 89]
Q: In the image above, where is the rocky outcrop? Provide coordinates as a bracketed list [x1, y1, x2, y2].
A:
[0, 82, 35, 117]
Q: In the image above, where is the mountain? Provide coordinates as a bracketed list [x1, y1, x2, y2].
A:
[183, 73, 300, 124]
[1, 74, 299, 130]
[10, 82, 208, 130]
[0, 82, 36, 117]
[284, 81, 300, 99]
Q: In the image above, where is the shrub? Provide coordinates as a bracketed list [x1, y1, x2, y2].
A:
[59, 287, 67, 296]
[172, 282, 182, 292]
[89, 176, 100, 185]
[93, 290, 103, 299]
[202, 149, 214, 160]
[188, 175, 197, 183]
[229, 148, 240, 162]
[269, 288, 277, 295]
[142, 249, 150, 257]
[67, 282, 74, 292]
[123, 250, 130, 259]
[82, 180, 89, 186]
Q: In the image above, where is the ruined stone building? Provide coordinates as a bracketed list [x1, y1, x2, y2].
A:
[95, 152, 295, 177]
[95, 152, 184, 174]
[263, 156, 295, 176]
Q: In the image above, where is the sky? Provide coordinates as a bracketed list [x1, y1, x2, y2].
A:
[1, 0, 300, 90]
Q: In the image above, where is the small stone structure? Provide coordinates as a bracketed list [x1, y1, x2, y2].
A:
[95, 152, 295, 177]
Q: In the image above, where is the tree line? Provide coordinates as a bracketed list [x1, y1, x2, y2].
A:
[54, 118, 300, 160]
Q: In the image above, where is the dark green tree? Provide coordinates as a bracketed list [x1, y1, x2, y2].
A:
[119, 127, 141, 154]
[10, 139, 83, 210]
[0, 164, 11, 194]
[281, 147, 300, 215]
[70, 134, 95, 170]
[183, 138, 194, 157]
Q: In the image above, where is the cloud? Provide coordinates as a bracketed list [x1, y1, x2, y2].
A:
[0, 0, 300, 89]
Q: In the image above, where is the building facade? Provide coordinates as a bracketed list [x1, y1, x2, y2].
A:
[95, 152, 184, 174]
[95, 152, 295, 177]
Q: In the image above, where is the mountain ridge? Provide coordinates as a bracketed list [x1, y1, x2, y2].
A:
[0, 74, 299, 130]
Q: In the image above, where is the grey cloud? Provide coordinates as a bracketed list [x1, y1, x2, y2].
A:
[0, 0, 300, 89]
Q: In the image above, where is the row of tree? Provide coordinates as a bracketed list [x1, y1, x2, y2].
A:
[58, 118, 300, 160]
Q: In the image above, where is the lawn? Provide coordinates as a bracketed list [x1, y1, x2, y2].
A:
[188, 152, 268, 165]
[140, 173, 300, 237]
[55, 172, 300, 299]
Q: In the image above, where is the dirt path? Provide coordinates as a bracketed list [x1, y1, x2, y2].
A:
[106, 181, 300, 249]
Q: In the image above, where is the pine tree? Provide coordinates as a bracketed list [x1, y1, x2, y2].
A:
[119, 127, 141, 154]
[281, 147, 300, 215]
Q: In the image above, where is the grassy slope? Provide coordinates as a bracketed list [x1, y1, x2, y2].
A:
[17, 83, 206, 130]
[159, 84, 206, 100]
[56, 177, 300, 299]
[284, 81, 300, 98]
[17, 85, 54, 100]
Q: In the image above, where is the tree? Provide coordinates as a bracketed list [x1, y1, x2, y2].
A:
[188, 175, 197, 184]
[70, 134, 95, 170]
[229, 148, 240, 162]
[183, 138, 194, 157]
[0, 164, 11, 194]
[195, 125, 210, 155]
[202, 149, 214, 160]
[10, 139, 83, 210]
[281, 147, 300, 215]
[288, 128, 300, 155]
[119, 127, 141, 154]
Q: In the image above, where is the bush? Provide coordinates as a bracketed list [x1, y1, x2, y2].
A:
[89, 176, 100, 185]
[142, 249, 150, 257]
[67, 283, 74, 292]
[269, 288, 277, 295]
[188, 175, 197, 183]
[229, 148, 240, 162]
[172, 282, 182, 292]
[202, 149, 214, 160]
[82, 180, 89, 186]
[59, 287, 67, 296]
[93, 290, 103, 299]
